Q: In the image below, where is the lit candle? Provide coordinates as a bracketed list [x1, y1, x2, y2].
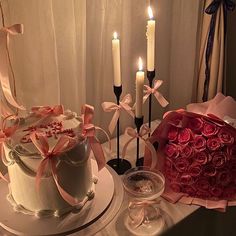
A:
[146, 6, 155, 71]
[112, 32, 121, 86]
[136, 57, 145, 118]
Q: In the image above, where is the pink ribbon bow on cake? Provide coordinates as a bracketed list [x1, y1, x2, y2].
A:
[102, 94, 134, 134]
[31, 105, 64, 117]
[122, 125, 157, 169]
[0, 116, 19, 182]
[30, 132, 81, 206]
[80, 104, 110, 170]
[0, 24, 25, 110]
[143, 80, 169, 107]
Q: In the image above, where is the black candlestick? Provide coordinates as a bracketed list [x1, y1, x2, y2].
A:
[135, 116, 144, 167]
[147, 70, 155, 137]
[107, 85, 131, 175]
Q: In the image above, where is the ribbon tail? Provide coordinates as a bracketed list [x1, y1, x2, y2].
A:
[51, 159, 81, 206]
[108, 110, 119, 134]
[89, 137, 106, 171]
[35, 159, 48, 192]
[143, 93, 150, 104]
[154, 92, 169, 107]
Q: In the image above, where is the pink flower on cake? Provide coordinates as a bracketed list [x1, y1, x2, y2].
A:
[195, 151, 209, 164]
[188, 164, 202, 177]
[218, 127, 234, 144]
[188, 117, 203, 132]
[167, 126, 179, 142]
[212, 151, 227, 168]
[210, 186, 223, 198]
[165, 143, 179, 159]
[175, 158, 189, 172]
[204, 165, 216, 176]
[202, 122, 219, 137]
[207, 137, 221, 151]
[181, 145, 194, 158]
[217, 170, 232, 186]
[178, 128, 192, 144]
[192, 135, 206, 152]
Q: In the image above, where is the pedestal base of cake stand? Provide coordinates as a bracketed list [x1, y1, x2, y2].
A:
[0, 160, 124, 236]
[107, 158, 132, 175]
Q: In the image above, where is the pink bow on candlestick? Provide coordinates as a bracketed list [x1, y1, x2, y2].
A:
[80, 104, 110, 170]
[0, 116, 19, 182]
[102, 94, 134, 134]
[143, 80, 169, 107]
[128, 199, 160, 228]
[31, 105, 64, 117]
[0, 24, 25, 110]
[122, 125, 157, 169]
[30, 132, 81, 206]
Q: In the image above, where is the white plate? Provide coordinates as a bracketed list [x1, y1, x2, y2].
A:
[0, 160, 116, 236]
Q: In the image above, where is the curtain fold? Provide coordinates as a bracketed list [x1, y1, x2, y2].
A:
[1, 0, 202, 139]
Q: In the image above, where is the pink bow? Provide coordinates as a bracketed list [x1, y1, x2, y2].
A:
[0, 116, 19, 182]
[122, 125, 157, 169]
[0, 24, 25, 110]
[31, 105, 64, 117]
[30, 132, 81, 206]
[80, 104, 110, 170]
[102, 94, 134, 134]
[128, 200, 160, 228]
[143, 80, 169, 107]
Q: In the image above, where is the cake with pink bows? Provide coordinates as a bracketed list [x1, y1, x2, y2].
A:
[2, 105, 103, 218]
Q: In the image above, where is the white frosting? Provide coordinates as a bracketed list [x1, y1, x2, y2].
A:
[4, 110, 97, 217]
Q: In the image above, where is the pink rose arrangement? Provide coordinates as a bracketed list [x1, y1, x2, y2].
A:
[162, 110, 236, 200]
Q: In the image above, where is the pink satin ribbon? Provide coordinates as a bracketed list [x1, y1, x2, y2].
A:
[122, 125, 157, 169]
[0, 24, 25, 110]
[30, 132, 82, 206]
[128, 199, 160, 228]
[0, 115, 19, 182]
[143, 80, 169, 107]
[102, 94, 134, 134]
[31, 105, 64, 117]
[80, 104, 110, 170]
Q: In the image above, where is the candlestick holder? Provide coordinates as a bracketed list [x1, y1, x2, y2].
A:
[107, 85, 132, 175]
[135, 116, 144, 167]
[147, 70, 155, 137]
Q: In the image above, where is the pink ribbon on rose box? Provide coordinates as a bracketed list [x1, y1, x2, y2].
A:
[144, 93, 236, 212]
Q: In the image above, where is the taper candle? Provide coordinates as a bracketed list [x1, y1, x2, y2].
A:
[112, 32, 121, 86]
[135, 57, 144, 118]
[146, 6, 155, 71]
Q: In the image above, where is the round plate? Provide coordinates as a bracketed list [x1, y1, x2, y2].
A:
[0, 160, 117, 236]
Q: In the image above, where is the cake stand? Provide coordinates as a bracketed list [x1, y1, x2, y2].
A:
[0, 160, 124, 236]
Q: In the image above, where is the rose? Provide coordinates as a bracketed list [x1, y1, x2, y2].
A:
[227, 145, 236, 157]
[188, 164, 202, 177]
[207, 137, 221, 151]
[165, 143, 180, 159]
[169, 183, 181, 193]
[212, 152, 227, 168]
[195, 151, 209, 165]
[188, 117, 203, 132]
[192, 135, 206, 151]
[175, 158, 189, 172]
[165, 159, 179, 180]
[218, 127, 234, 145]
[179, 174, 194, 185]
[178, 128, 192, 144]
[181, 145, 194, 158]
[222, 186, 236, 199]
[202, 122, 219, 137]
[195, 178, 210, 191]
[183, 185, 196, 196]
[216, 170, 232, 186]
[204, 165, 216, 176]
[196, 190, 211, 199]
[210, 186, 223, 198]
[167, 126, 179, 142]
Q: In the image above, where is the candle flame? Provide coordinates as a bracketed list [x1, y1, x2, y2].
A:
[148, 6, 153, 19]
[113, 32, 118, 39]
[138, 57, 143, 71]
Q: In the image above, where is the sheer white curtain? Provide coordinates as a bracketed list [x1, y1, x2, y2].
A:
[2, 0, 203, 137]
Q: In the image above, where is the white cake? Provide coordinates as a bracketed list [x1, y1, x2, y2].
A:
[2, 108, 97, 218]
